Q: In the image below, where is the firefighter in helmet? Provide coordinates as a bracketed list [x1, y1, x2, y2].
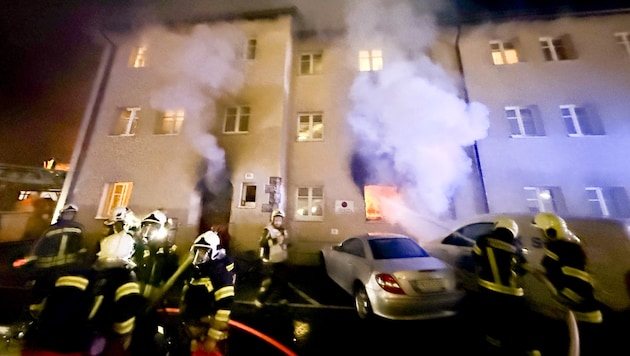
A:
[472, 216, 539, 355]
[532, 212, 603, 355]
[90, 221, 142, 356]
[179, 230, 236, 356]
[134, 209, 179, 300]
[255, 209, 290, 308]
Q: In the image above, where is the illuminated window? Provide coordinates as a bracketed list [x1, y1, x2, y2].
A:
[239, 183, 257, 208]
[18, 191, 30, 200]
[364, 185, 398, 221]
[296, 186, 323, 221]
[297, 112, 323, 141]
[524, 187, 557, 213]
[614, 32, 630, 57]
[130, 46, 147, 68]
[560, 105, 603, 136]
[299, 52, 322, 75]
[98, 182, 133, 218]
[540, 37, 569, 61]
[223, 106, 250, 134]
[490, 40, 519, 65]
[358, 49, 383, 72]
[505, 106, 542, 137]
[158, 109, 185, 135]
[112, 107, 140, 136]
[245, 39, 257, 60]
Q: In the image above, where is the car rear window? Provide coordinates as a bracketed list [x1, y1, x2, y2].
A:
[369, 238, 430, 259]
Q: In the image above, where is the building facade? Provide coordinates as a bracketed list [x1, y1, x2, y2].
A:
[64, 8, 630, 264]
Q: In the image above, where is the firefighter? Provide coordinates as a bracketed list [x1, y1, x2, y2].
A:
[134, 209, 179, 301]
[27, 203, 87, 270]
[178, 230, 236, 356]
[255, 209, 290, 308]
[89, 221, 143, 356]
[532, 212, 604, 356]
[472, 216, 539, 355]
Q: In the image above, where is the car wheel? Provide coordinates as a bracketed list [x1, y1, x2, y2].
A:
[354, 284, 373, 320]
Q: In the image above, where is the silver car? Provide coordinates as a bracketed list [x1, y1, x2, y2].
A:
[320, 232, 465, 320]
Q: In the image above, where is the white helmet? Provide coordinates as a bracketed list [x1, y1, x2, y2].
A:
[271, 209, 285, 221]
[61, 203, 78, 213]
[191, 231, 221, 265]
[140, 210, 168, 243]
[105, 206, 129, 226]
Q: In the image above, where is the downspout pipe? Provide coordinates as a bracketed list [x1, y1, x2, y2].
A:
[53, 30, 117, 223]
[455, 23, 489, 214]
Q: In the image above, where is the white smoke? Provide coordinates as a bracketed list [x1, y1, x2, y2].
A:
[141, 23, 246, 190]
[345, 0, 489, 222]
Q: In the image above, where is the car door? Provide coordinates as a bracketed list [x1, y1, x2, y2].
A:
[333, 237, 368, 293]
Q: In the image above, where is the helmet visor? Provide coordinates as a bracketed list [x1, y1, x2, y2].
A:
[140, 223, 163, 242]
[192, 248, 210, 265]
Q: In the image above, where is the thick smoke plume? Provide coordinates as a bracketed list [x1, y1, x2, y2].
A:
[345, 0, 489, 227]
[141, 23, 246, 192]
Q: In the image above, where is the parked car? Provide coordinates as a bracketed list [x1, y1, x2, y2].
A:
[319, 232, 465, 320]
[425, 213, 630, 319]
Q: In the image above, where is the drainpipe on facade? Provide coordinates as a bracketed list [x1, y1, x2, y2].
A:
[53, 30, 117, 223]
[455, 24, 489, 214]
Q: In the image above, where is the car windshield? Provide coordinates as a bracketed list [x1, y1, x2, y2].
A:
[368, 238, 430, 259]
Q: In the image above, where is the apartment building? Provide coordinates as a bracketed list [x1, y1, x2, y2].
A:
[64, 7, 630, 264]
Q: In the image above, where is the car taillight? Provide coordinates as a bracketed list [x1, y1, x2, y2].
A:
[375, 273, 405, 294]
[12, 258, 28, 268]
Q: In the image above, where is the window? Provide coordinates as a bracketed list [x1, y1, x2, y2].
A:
[524, 187, 557, 213]
[296, 186, 323, 220]
[112, 107, 140, 136]
[299, 52, 322, 75]
[239, 183, 257, 208]
[130, 46, 147, 68]
[560, 105, 602, 136]
[245, 38, 257, 60]
[158, 109, 185, 135]
[614, 32, 630, 57]
[586, 187, 630, 218]
[540, 37, 569, 61]
[297, 112, 323, 141]
[490, 40, 519, 65]
[358, 49, 383, 72]
[223, 106, 250, 134]
[505, 106, 542, 137]
[98, 182, 133, 218]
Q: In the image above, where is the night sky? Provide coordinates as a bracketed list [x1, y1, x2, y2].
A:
[1, 0, 627, 167]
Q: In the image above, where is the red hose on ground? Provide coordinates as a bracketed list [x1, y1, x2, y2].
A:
[161, 307, 298, 356]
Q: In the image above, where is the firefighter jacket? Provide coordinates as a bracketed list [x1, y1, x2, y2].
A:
[542, 239, 602, 323]
[134, 242, 179, 300]
[180, 251, 236, 341]
[30, 219, 87, 269]
[24, 267, 94, 354]
[259, 224, 288, 263]
[473, 229, 527, 297]
[88, 266, 143, 338]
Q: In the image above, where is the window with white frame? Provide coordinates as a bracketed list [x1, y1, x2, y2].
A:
[129, 46, 147, 68]
[560, 105, 601, 136]
[97, 182, 133, 218]
[112, 107, 140, 136]
[614, 31, 630, 57]
[245, 38, 257, 60]
[359, 49, 383, 72]
[299, 52, 323, 75]
[297, 112, 323, 141]
[296, 186, 324, 220]
[505, 106, 541, 137]
[157, 109, 185, 135]
[490, 40, 519, 65]
[586, 187, 610, 217]
[223, 106, 250, 134]
[540, 36, 569, 61]
[239, 183, 257, 208]
[524, 187, 557, 213]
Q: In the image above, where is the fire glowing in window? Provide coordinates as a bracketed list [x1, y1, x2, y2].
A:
[364, 185, 398, 221]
